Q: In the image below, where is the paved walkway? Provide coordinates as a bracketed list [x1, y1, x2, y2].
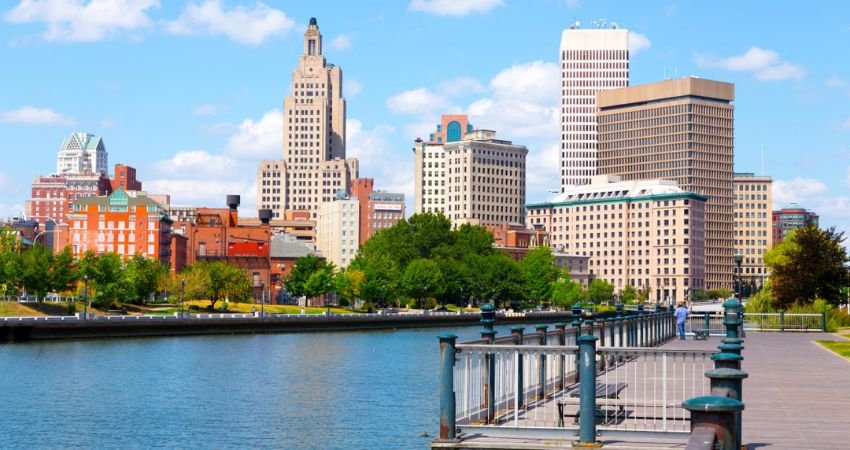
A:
[665, 332, 850, 450]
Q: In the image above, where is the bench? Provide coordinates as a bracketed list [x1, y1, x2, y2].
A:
[556, 382, 628, 427]
[693, 329, 710, 340]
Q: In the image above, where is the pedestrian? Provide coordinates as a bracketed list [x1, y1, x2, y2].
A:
[674, 301, 689, 340]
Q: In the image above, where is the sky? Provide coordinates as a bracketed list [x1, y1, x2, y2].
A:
[1, 0, 849, 238]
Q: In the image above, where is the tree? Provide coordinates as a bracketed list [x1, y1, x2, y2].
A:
[620, 285, 637, 304]
[285, 255, 329, 301]
[637, 284, 652, 303]
[205, 261, 251, 310]
[48, 246, 78, 297]
[519, 246, 560, 305]
[355, 253, 400, 307]
[304, 265, 334, 303]
[0, 228, 21, 297]
[20, 244, 52, 299]
[401, 258, 443, 308]
[765, 225, 850, 308]
[551, 267, 586, 309]
[335, 269, 365, 305]
[123, 254, 166, 304]
[587, 279, 615, 304]
[91, 253, 125, 308]
[486, 253, 525, 309]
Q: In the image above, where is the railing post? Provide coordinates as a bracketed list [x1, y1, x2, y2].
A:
[438, 334, 458, 442]
[577, 334, 599, 446]
[554, 322, 567, 390]
[637, 304, 645, 346]
[571, 303, 583, 382]
[608, 317, 616, 366]
[780, 310, 785, 332]
[706, 368, 749, 450]
[535, 324, 548, 400]
[704, 312, 711, 336]
[481, 329, 498, 423]
[511, 326, 525, 408]
[711, 352, 743, 371]
[619, 316, 624, 348]
[821, 311, 827, 332]
[682, 396, 744, 450]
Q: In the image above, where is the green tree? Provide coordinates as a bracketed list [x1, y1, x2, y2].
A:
[551, 267, 586, 309]
[519, 246, 560, 305]
[355, 253, 401, 307]
[206, 261, 252, 309]
[637, 284, 652, 303]
[20, 244, 52, 299]
[401, 258, 443, 308]
[485, 253, 525, 308]
[0, 229, 22, 298]
[123, 254, 166, 304]
[620, 285, 637, 304]
[304, 265, 335, 303]
[48, 246, 78, 295]
[766, 225, 850, 308]
[92, 252, 125, 308]
[335, 269, 365, 305]
[285, 254, 328, 301]
[587, 278, 615, 304]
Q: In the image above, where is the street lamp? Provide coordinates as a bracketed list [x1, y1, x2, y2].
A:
[733, 253, 743, 300]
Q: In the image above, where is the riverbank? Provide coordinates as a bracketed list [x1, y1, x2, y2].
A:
[1, 311, 574, 342]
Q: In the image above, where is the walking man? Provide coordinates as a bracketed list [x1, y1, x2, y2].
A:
[674, 302, 689, 340]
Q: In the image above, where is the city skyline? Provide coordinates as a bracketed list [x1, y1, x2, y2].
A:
[1, 1, 849, 239]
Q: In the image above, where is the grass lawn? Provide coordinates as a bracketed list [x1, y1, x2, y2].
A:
[0, 302, 45, 317]
[817, 340, 850, 360]
[180, 300, 354, 315]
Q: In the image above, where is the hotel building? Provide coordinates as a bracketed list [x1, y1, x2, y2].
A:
[412, 114, 473, 214]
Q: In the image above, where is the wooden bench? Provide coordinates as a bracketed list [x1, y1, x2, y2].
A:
[693, 329, 710, 340]
[556, 382, 628, 427]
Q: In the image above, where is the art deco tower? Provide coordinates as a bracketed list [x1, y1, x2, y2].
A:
[257, 18, 358, 220]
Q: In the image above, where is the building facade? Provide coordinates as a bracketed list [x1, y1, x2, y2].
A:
[733, 173, 772, 280]
[772, 204, 819, 244]
[559, 24, 629, 189]
[256, 18, 358, 220]
[110, 164, 142, 192]
[56, 132, 108, 175]
[444, 130, 527, 227]
[596, 77, 735, 290]
[412, 115, 473, 214]
[316, 194, 360, 268]
[65, 189, 172, 265]
[527, 176, 707, 304]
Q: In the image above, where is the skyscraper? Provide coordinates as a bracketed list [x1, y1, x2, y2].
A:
[596, 77, 735, 291]
[559, 24, 629, 190]
[733, 173, 772, 281]
[56, 132, 108, 175]
[412, 114, 473, 214]
[256, 18, 358, 220]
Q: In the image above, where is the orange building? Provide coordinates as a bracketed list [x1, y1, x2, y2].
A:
[348, 177, 405, 244]
[63, 189, 172, 265]
[110, 164, 142, 192]
[428, 114, 473, 144]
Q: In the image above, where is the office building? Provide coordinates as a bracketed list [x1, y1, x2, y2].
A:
[412, 114, 473, 214]
[773, 204, 819, 244]
[596, 77, 734, 290]
[56, 132, 108, 175]
[527, 175, 707, 304]
[350, 178, 405, 243]
[733, 173, 772, 280]
[256, 18, 358, 220]
[559, 23, 629, 189]
[317, 193, 360, 269]
[444, 130, 527, 227]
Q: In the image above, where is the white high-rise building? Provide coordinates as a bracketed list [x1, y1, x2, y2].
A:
[257, 17, 358, 220]
[56, 132, 108, 175]
[317, 194, 360, 268]
[559, 24, 629, 190]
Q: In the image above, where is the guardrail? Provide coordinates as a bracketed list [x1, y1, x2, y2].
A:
[684, 312, 726, 337]
[743, 312, 825, 332]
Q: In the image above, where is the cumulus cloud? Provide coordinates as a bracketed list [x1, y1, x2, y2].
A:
[628, 31, 651, 54]
[225, 109, 282, 158]
[329, 34, 351, 51]
[695, 46, 805, 81]
[166, 0, 295, 45]
[153, 150, 239, 178]
[773, 177, 850, 219]
[0, 106, 74, 125]
[4, 0, 158, 42]
[408, 0, 503, 16]
[347, 119, 413, 208]
[146, 178, 257, 209]
[437, 76, 486, 97]
[489, 61, 559, 104]
[386, 88, 450, 115]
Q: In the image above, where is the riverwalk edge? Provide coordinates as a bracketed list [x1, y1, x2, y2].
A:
[1, 311, 575, 342]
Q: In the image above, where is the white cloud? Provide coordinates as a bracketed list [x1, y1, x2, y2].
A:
[225, 109, 282, 158]
[773, 177, 850, 219]
[628, 31, 651, 54]
[193, 104, 218, 116]
[695, 46, 805, 81]
[146, 178, 256, 209]
[99, 119, 117, 129]
[346, 119, 413, 208]
[4, 0, 158, 42]
[386, 88, 449, 115]
[490, 61, 559, 105]
[826, 75, 847, 88]
[166, 0, 295, 45]
[565, 0, 580, 8]
[329, 34, 351, 51]
[408, 0, 503, 16]
[0, 106, 74, 125]
[199, 122, 236, 134]
[345, 79, 362, 97]
[153, 150, 238, 178]
[437, 76, 486, 97]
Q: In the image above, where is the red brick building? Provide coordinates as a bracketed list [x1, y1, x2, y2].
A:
[349, 177, 405, 244]
[110, 164, 142, 192]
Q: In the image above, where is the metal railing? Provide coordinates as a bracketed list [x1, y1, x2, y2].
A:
[683, 312, 725, 336]
[743, 312, 825, 332]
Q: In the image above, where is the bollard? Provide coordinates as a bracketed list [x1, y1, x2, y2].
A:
[511, 326, 526, 408]
[438, 334, 458, 441]
[480, 303, 496, 333]
[481, 329, 498, 423]
[555, 322, 568, 390]
[682, 396, 744, 450]
[711, 352, 743, 371]
[717, 342, 744, 357]
[780, 310, 785, 332]
[576, 335, 601, 447]
[706, 368, 749, 450]
[535, 324, 548, 400]
[722, 298, 743, 341]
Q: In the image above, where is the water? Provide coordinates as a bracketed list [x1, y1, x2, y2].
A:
[0, 325, 512, 449]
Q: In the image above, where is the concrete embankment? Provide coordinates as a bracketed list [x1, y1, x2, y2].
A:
[1, 312, 574, 342]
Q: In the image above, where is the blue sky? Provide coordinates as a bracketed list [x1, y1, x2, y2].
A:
[1, 0, 849, 238]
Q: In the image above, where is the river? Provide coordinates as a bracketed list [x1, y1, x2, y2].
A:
[0, 325, 514, 449]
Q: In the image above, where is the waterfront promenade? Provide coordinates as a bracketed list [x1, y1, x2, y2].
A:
[437, 331, 850, 449]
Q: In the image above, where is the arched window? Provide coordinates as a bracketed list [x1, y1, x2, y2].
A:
[447, 121, 462, 142]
